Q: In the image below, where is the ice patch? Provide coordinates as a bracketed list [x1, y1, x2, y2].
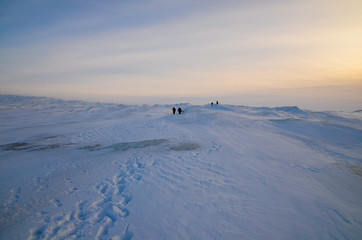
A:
[0, 142, 73, 152]
[0, 139, 169, 153]
[349, 166, 362, 177]
[107, 139, 168, 152]
[79, 144, 101, 151]
[169, 143, 200, 151]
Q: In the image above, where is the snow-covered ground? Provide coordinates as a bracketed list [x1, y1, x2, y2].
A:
[0, 95, 361, 240]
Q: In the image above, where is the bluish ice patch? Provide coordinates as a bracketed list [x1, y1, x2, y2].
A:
[107, 139, 168, 152]
[169, 143, 199, 151]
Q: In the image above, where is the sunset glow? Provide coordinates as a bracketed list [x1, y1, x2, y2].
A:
[0, 0, 361, 110]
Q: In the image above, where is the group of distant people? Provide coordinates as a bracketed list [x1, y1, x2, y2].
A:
[172, 107, 182, 114]
[172, 101, 220, 114]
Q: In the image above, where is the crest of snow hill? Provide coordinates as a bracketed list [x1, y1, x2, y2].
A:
[0, 95, 361, 240]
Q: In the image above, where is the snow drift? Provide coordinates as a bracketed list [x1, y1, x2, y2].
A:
[0, 95, 361, 240]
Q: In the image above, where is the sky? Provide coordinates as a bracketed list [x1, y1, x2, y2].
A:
[0, 0, 361, 111]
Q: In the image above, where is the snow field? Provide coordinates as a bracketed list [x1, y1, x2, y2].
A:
[0, 95, 361, 239]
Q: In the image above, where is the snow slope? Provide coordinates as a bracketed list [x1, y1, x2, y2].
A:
[0, 95, 361, 240]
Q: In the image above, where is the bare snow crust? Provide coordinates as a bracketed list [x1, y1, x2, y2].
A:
[0, 95, 361, 240]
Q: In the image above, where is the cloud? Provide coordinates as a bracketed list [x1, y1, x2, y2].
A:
[0, 0, 361, 108]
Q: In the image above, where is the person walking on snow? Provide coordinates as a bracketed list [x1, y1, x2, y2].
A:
[177, 107, 182, 114]
[172, 107, 176, 114]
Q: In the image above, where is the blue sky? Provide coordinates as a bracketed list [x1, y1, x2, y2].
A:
[0, 0, 361, 110]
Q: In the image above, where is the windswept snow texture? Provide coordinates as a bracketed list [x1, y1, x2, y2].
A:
[0, 95, 362, 240]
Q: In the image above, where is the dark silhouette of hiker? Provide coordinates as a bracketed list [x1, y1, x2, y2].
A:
[211, 102, 214, 106]
[216, 101, 219, 105]
[177, 107, 182, 114]
[172, 107, 176, 114]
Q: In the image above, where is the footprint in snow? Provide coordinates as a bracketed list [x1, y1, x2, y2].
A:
[30, 156, 143, 239]
[67, 187, 78, 194]
[208, 141, 221, 154]
[50, 199, 63, 207]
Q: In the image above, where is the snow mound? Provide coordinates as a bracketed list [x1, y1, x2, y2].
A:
[274, 106, 306, 114]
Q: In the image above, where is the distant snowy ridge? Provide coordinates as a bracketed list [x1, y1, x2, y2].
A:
[0, 95, 361, 240]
